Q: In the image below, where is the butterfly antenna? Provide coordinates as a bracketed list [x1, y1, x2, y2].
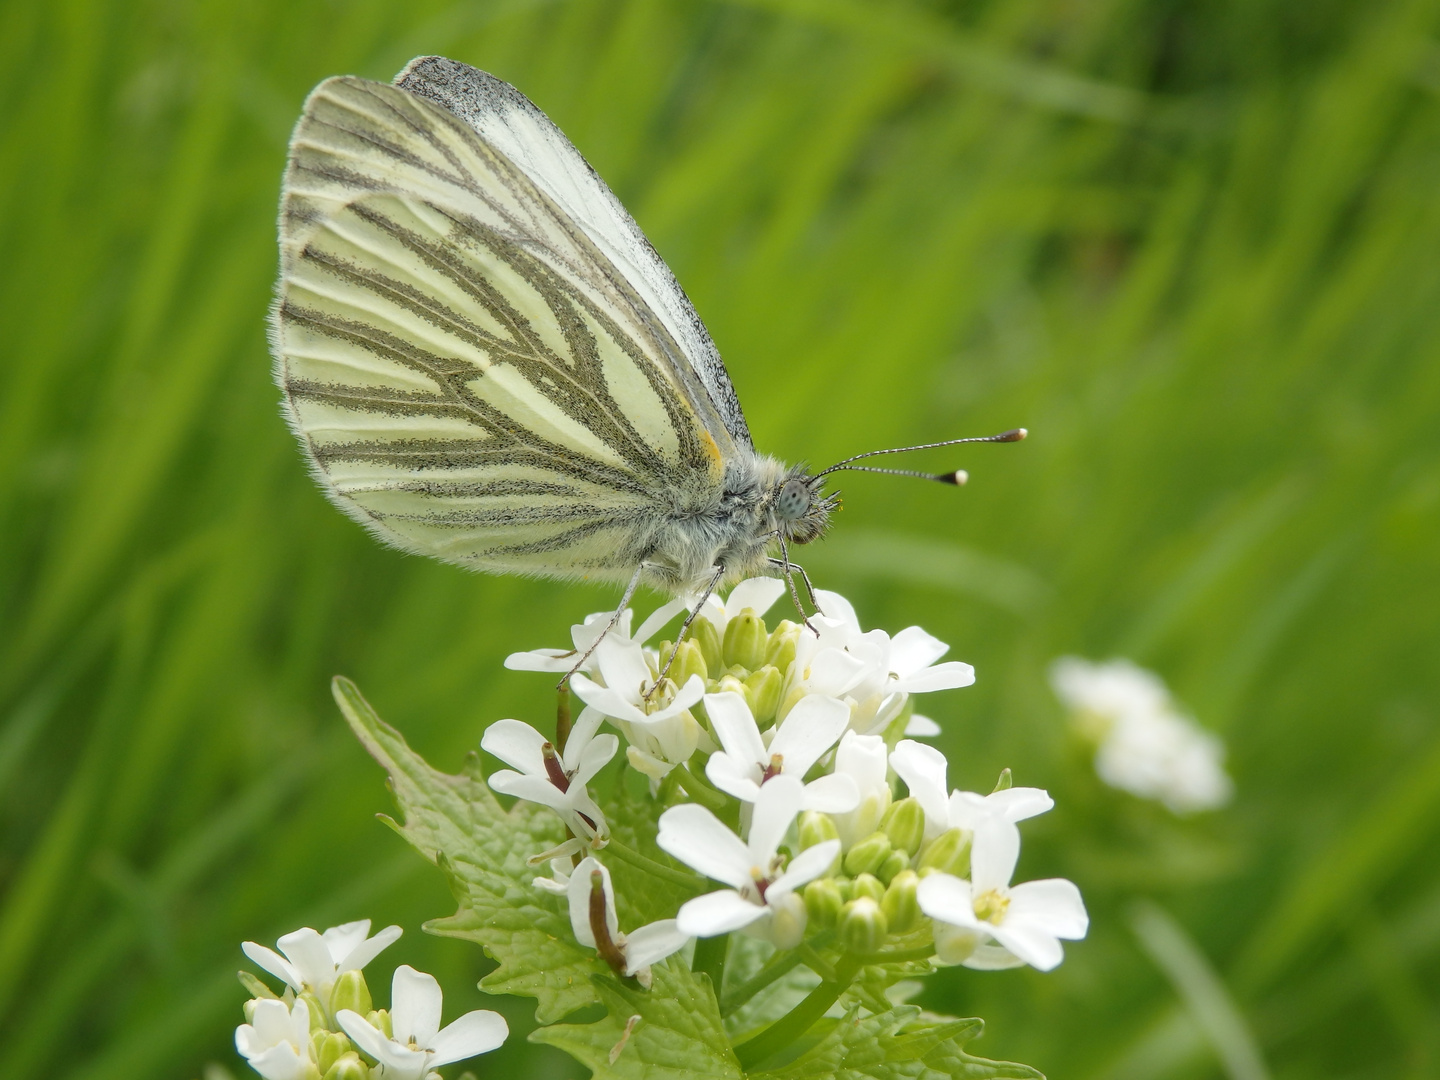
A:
[811, 428, 1026, 481]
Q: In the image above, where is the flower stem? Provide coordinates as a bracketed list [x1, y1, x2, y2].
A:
[602, 836, 707, 892]
[734, 955, 863, 1069]
[719, 949, 805, 1016]
[674, 761, 728, 812]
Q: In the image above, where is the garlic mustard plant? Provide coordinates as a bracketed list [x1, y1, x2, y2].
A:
[231, 579, 1091, 1079]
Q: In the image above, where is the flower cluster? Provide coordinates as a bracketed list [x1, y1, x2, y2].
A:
[490, 579, 1087, 985]
[235, 920, 507, 1080]
[1050, 656, 1233, 813]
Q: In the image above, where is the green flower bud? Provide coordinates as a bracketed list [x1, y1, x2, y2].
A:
[316, 1031, 353, 1073]
[838, 897, 888, 955]
[992, 767, 1013, 793]
[765, 622, 799, 673]
[769, 891, 808, 950]
[716, 673, 747, 699]
[365, 1008, 393, 1039]
[881, 870, 920, 933]
[322, 1052, 370, 1080]
[843, 832, 893, 878]
[298, 991, 326, 1031]
[691, 617, 724, 674]
[330, 970, 372, 1018]
[881, 797, 926, 857]
[851, 872, 885, 903]
[917, 827, 971, 878]
[723, 609, 767, 670]
[876, 849, 911, 884]
[803, 878, 843, 928]
[669, 638, 708, 687]
[744, 665, 784, 725]
[798, 810, 840, 851]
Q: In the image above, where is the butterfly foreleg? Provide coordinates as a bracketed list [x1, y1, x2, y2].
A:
[557, 561, 651, 689]
[647, 563, 726, 698]
[770, 541, 823, 634]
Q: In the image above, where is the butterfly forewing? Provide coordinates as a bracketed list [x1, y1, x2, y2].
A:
[274, 74, 731, 580]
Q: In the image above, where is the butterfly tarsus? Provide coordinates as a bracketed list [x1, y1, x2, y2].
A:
[771, 541, 823, 636]
[557, 562, 650, 690]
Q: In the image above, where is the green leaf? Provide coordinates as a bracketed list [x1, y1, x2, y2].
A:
[752, 1005, 1043, 1080]
[531, 963, 743, 1080]
[333, 676, 603, 1023]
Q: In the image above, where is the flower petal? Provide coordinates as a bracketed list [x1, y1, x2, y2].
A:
[812, 589, 859, 630]
[429, 1010, 510, 1065]
[770, 839, 840, 896]
[904, 713, 941, 737]
[748, 774, 805, 866]
[391, 965, 443, 1047]
[835, 731, 888, 791]
[337, 923, 402, 974]
[594, 637, 653, 702]
[633, 597, 689, 646]
[769, 695, 850, 777]
[320, 920, 371, 964]
[241, 942, 302, 992]
[571, 733, 619, 787]
[487, 770, 567, 811]
[889, 740, 950, 835]
[504, 647, 575, 673]
[725, 577, 787, 619]
[888, 626, 949, 675]
[706, 692, 766, 766]
[959, 943, 1028, 971]
[984, 786, 1054, 823]
[242, 1042, 312, 1080]
[336, 1010, 413, 1071]
[677, 889, 768, 936]
[657, 804, 751, 888]
[276, 928, 335, 990]
[989, 920, 1066, 971]
[899, 660, 975, 694]
[480, 719, 548, 776]
[969, 819, 1021, 893]
[803, 647, 870, 697]
[567, 857, 618, 949]
[560, 706, 607, 772]
[571, 674, 646, 724]
[916, 872, 981, 929]
[705, 752, 762, 803]
[1006, 878, 1088, 939]
[623, 920, 691, 973]
[799, 773, 859, 813]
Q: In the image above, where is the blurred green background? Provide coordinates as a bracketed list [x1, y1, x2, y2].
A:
[3, 0, 1439, 1077]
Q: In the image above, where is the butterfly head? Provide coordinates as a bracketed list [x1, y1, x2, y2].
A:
[770, 469, 836, 546]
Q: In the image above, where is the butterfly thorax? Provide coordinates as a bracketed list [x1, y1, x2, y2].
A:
[638, 453, 832, 594]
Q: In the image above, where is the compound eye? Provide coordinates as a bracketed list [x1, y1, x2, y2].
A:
[776, 478, 811, 521]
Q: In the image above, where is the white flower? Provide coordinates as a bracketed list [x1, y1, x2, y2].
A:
[337, 966, 507, 1080]
[242, 920, 401, 1014]
[889, 740, 1052, 843]
[505, 599, 688, 675]
[567, 857, 690, 983]
[704, 691, 858, 811]
[571, 635, 706, 780]
[825, 731, 892, 849]
[481, 710, 617, 841]
[235, 997, 316, 1080]
[1050, 657, 1232, 813]
[917, 818, 1088, 972]
[657, 775, 839, 949]
[904, 713, 942, 737]
[697, 576, 788, 634]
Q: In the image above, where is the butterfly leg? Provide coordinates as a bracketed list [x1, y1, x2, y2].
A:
[647, 563, 726, 698]
[771, 539, 824, 634]
[556, 561, 651, 689]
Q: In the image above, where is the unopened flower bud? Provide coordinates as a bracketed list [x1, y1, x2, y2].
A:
[851, 872, 885, 903]
[768, 891, 808, 950]
[918, 828, 971, 878]
[881, 797, 926, 856]
[365, 1008, 393, 1039]
[843, 832, 893, 878]
[669, 638, 708, 687]
[804, 878, 843, 928]
[798, 810, 840, 851]
[691, 617, 724, 674]
[716, 674, 748, 701]
[315, 1031, 353, 1073]
[765, 622, 799, 672]
[838, 897, 888, 955]
[723, 609, 767, 670]
[744, 665, 784, 724]
[881, 870, 920, 933]
[298, 992, 326, 1031]
[876, 849, 910, 884]
[330, 970, 372, 1018]
[322, 1052, 369, 1080]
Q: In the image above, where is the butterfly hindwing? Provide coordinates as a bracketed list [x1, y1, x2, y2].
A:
[274, 73, 730, 580]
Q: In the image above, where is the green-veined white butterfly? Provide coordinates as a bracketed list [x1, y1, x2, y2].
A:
[271, 56, 1022, 670]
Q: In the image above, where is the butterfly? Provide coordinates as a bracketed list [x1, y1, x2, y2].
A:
[271, 56, 1022, 673]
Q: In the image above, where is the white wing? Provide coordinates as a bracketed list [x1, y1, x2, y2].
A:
[396, 56, 753, 451]
[272, 72, 731, 582]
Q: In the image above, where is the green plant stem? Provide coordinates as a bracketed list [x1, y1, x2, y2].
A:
[796, 942, 839, 982]
[602, 836, 706, 891]
[674, 761, 728, 812]
[871, 944, 936, 965]
[734, 955, 863, 1069]
[719, 949, 805, 1016]
[693, 934, 728, 993]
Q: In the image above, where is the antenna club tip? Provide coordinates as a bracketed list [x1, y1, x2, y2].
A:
[940, 469, 968, 486]
[1000, 427, 1028, 442]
